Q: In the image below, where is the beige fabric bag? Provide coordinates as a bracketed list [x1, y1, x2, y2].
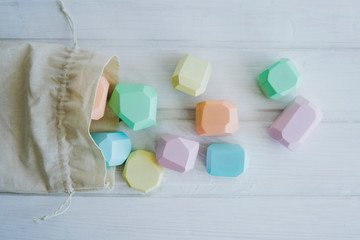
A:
[0, 2, 120, 220]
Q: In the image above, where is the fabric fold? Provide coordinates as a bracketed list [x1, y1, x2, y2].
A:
[0, 41, 119, 194]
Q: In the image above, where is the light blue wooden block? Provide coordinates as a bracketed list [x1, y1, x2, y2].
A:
[206, 143, 249, 177]
[91, 132, 132, 167]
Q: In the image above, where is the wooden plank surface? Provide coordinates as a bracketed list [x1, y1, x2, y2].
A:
[1, 195, 360, 240]
[1, 0, 360, 239]
[92, 121, 360, 197]
[1, 0, 360, 47]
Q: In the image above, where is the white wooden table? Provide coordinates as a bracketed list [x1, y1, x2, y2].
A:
[1, 0, 360, 239]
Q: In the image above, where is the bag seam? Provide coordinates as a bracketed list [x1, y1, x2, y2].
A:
[55, 46, 76, 194]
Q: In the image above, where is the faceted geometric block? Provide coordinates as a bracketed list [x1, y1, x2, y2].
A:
[207, 143, 249, 177]
[91, 76, 109, 120]
[258, 58, 302, 99]
[172, 54, 211, 96]
[196, 100, 239, 136]
[156, 134, 199, 173]
[90, 132, 131, 167]
[109, 84, 158, 131]
[123, 150, 164, 193]
[269, 96, 322, 151]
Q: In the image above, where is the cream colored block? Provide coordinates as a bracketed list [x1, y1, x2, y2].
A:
[123, 150, 164, 193]
[172, 54, 211, 96]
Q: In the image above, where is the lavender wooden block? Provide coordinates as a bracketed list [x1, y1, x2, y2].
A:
[269, 96, 322, 151]
[156, 134, 200, 173]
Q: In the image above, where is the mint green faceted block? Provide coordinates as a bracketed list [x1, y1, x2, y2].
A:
[257, 58, 302, 100]
[109, 84, 158, 131]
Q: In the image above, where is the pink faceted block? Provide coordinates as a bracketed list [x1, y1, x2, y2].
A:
[156, 134, 200, 173]
[269, 96, 322, 151]
[92, 76, 110, 120]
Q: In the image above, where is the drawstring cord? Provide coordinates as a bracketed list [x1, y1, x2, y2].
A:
[58, 1, 78, 48]
[33, 191, 74, 222]
[33, 1, 77, 223]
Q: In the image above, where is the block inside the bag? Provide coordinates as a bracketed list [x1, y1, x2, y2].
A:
[90, 132, 131, 166]
[109, 84, 158, 131]
[196, 100, 239, 136]
[269, 96, 322, 151]
[207, 143, 249, 177]
[123, 150, 164, 193]
[172, 54, 211, 96]
[156, 134, 199, 173]
[91, 76, 109, 120]
[257, 58, 302, 99]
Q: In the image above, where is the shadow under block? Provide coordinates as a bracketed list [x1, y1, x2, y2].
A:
[172, 54, 211, 96]
[109, 84, 158, 131]
[257, 58, 302, 100]
[196, 100, 239, 136]
[206, 143, 249, 177]
[90, 132, 131, 167]
[123, 150, 164, 193]
[156, 134, 200, 173]
[91, 76, 110, 120]
[269, 96, 322, 151]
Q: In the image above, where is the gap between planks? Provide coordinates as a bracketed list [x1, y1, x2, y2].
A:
[3, 39, 360, 50]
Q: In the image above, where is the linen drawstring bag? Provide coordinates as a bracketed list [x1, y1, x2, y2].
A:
[0, 2, 119, 221]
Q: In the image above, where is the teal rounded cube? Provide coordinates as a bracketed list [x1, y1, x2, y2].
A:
[91, 132, 131, 167]
[206, 143, 249, 177]
[257, 58, 302, 100]
[109, 84, 158, 131]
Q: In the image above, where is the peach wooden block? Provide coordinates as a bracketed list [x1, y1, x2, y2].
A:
[196, 100, 239, 136]
[91, 76, 110, 120]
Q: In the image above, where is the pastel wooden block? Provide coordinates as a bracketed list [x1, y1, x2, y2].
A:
[207, 143, 249, 177]
[196, 100, 239, 136]
[269, 96, 322, 151]
[109, 84, 158, 131]
[156, 134, 199, 173]
[172, 54, 211, 96]
[258, 58, 302, 99]
[90, 132, 131, 167]
[123, 150, 164, 193]
[91, 76, 110, 120]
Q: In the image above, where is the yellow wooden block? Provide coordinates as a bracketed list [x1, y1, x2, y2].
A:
[172, 54, 211, 96]
[123, 150, 164, 193]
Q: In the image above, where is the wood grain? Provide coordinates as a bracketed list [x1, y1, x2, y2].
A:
[0, 0, 359, 239]
[1, 195, 360, 240]
[1, 0, 360, 47]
